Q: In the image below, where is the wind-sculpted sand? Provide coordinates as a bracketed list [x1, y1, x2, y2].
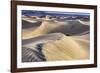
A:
[22, 19, 89, 39]
[22, 19, 67, 39]
[43, 34, 89, 61]
[22, 17, 90, 62]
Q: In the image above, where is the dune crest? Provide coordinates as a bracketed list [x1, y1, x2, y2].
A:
[78, 20, 90, 25]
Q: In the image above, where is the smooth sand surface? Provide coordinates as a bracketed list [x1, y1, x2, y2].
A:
[43, 35, 89, 61]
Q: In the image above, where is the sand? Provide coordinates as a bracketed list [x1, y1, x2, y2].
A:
[22, 19, 89, 39]
[43, 35, 89, 61]
[22, 17, 90, 61]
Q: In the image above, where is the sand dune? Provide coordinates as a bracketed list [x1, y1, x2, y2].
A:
[22, 33, 89, 61]
[71, 32, 90, 40]
[22, 20, 41, 29]
[22, 19, 89, 39]
[22, 17, 90, 62]
[22, 19, 67, 39]
[23, 33, 63, 47]
[22, 16, 42, 23]
[22, 19, 42, 37]
[43, 34, 89, 61]
[49, 20, 89, 35]
[78, 20, 90, 25]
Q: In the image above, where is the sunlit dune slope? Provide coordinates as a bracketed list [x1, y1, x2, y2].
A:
[43, 35, 89, 61]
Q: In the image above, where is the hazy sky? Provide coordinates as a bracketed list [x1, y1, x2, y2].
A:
[22, 10, 90, 17]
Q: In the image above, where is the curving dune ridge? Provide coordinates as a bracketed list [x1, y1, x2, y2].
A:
[22, 19, 67, 39]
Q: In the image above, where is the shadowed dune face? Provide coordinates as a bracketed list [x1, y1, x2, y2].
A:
[22, 33, 64, 45]
[22, 46, 46, 62]
[22, 20, 41, 29]
[22, 11, 90, 62]
[48, 20, 89, 35]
